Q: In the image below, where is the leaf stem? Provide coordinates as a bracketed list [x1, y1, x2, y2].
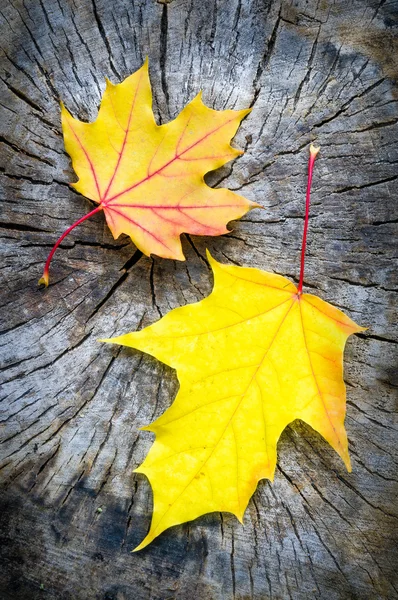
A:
[297, 144, 320, 295]
[38, 205, 103, 287]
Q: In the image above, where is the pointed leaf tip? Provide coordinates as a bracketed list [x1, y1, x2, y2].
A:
[133, 538, 150, 552]
[205, 248, 219, 269]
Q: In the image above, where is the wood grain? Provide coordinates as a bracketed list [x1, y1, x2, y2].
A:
[1, 0, 397, 598]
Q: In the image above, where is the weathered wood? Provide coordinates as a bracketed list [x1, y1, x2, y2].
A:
[1, 0, 397, 598]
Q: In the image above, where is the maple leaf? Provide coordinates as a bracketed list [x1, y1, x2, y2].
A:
[39, 59, 257, 286]
[104, 253, 364, 550]
[101, 145, 365, 551]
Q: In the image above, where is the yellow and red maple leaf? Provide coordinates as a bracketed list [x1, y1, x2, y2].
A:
[39, 60, 257, 285]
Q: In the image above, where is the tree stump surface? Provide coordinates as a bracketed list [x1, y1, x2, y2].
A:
[1, 1, 397, 598]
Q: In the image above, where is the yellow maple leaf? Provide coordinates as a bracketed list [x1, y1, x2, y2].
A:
[103, 253, 364, 550]
[39, 59, 257, 285]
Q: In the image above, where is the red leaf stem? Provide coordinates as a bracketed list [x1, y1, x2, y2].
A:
[297, 144, 320, 295]
[38, 205, 103, 287]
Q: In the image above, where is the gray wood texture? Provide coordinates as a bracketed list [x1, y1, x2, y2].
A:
[1, 0, 397, 598]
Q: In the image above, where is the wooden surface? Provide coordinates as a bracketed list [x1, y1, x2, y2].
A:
[1, 0, 397, 598]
